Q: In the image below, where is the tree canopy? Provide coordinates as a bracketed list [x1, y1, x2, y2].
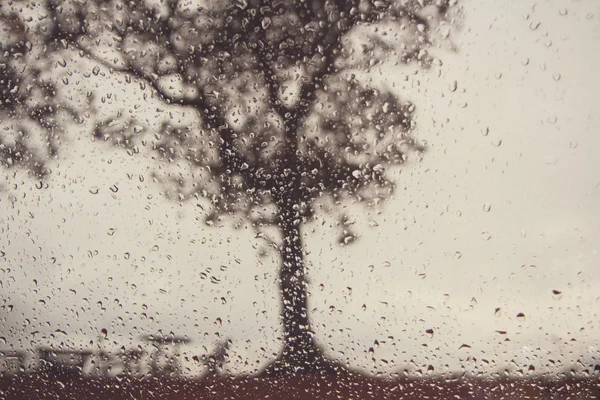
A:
[1, 0, 460, 225]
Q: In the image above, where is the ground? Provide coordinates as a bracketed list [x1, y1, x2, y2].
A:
[1, 373, 598, 400]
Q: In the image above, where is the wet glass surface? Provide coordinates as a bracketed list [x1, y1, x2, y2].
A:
[1, 1, 599, 399]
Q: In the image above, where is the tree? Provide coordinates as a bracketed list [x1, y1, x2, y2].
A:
[0, 0, 460, 375]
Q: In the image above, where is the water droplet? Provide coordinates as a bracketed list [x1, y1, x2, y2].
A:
[261, 17, 272, 30]
[553, 72, 561, 81]
[89, 187, 99, 194]
[92, 65, 101, 76]
[492, 139, 502, 147]
[559, 8, 568, 16]
[110, 184, 119, 193]
[152, 245, 159, 251]
[569, 141, 578, 149]
[516, 312, 526, 321]
[342, 234, 355, 245]
[481, 127, 490, 136]
[449, 80, 457, 92]
[522, 57, 530, 66]
[483, 203, 492, 212]
[494, 307, 501, 317]
[425, 329, 434, 338]
[454, 251, 462, 260]
[481, 231, 492, 241]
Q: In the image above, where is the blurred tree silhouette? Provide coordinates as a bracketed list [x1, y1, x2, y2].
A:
[0, 0, 460, 375]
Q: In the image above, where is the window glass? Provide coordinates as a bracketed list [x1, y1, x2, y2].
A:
[1, 1, 598, 398]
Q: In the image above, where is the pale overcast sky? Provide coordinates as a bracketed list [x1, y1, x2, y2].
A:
[1, 0, 599, 377]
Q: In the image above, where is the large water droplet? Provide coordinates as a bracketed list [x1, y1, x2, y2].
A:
[449, 80, 458, 92]
[261, 17, 272, 30]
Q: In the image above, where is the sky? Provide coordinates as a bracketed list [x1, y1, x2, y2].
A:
[1, 0, 599, 377]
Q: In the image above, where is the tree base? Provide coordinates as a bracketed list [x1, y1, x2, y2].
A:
[261, 344, 353, 377]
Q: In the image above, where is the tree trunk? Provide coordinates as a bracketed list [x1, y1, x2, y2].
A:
[263, 202, 342, 376]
